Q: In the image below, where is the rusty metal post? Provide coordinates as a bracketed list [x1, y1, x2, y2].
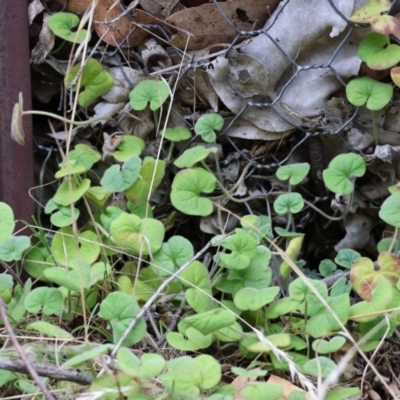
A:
[0, 0, 34, 228]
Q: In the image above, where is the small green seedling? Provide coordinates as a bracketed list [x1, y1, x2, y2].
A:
[276, 163, 310, 186]
[194, 113, 224, 143]
[346, 77, 392, 111]
[174, 145, 218, 168]
[358, 32, 400, 70]
[170, 167, 217, 216]
[99, 292, 146, 346]
[380, 193, 400, 227]
[322, 153, 366, 194]
[65, 59, 114, 107]
[162, 126, 191, 141]
[48, 12, 91, 43]
[100, 156, 141, 193]
[129, 80, 170, 111]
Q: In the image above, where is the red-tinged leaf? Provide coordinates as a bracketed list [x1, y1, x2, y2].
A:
[391, 67, 400, 87]
[370, 14, 400, 34]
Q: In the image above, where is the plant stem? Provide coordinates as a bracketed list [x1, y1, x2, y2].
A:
[23, 110, 113, 126]
[371, 110, 378, 146]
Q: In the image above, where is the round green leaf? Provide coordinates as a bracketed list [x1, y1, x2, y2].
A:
[195, 355, 221, 390]
[53, 176, 91, 206]
[0, 236, 30, 262]
[171, 168, 216, 216]
[129, 80, 170, 111]
[48, 12, 90, 43]
[346, 77, 392, 110]
[24, 287, 63, 316]
[276, 163, 310, 185]
[358, 32, 400, 70]
[322, 153, 366, 194]
[99, 292, 146, 346]
[51, 227, 100, 267]
[101, 156, 141, 193]
[334, 248, 361, 269]
[194, 113, 224, 143]
[153, 236, 194, 276]
[304, 356, 336, 378]
[273, 193, 304, 214]
[50, 205, 80, 228]
[112, 135, 145, 162]
[312, 336, 346, 354]
[117, 348, 166, 379]
[167, 328, 213, 351]
[110, 213, 165, 256]
[234, 287, 280, 311]
[124, 158, 165, 206]
[0, 202, 15, 244]
[380, 193, 400, 227]
[64, 59, 114, 107]
[174, 146, 218, 168]
[162, 126, 191, 142]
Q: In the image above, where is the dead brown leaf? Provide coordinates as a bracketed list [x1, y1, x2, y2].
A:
[166, 0, 280, 50]
[55, 0, 151, 46]
[31, 14, 55, 64]
[267, 375, 312, 400]
[28, 0, 45, 24]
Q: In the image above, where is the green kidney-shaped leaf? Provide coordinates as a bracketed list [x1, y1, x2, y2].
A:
[358, 32, 400, 70]
[48, 12, 90, 43]
[167, 327, 213, 351]
[0, 202, 14, 244]
[129, 80, 170, 111]
[124, 158, 165, 206]
[101, 156, 141, 193]
[346, 77, 392, 111]
[195, 355, 221, 390]
[304, 356, 336, 378]
[276, 163, 310, 185]
[44, 259, 91, 291]
[218, 228, 258, 270]
[55, 144, 101, 179]
[171, 168, 217, 216]
[51, 227, 100, 267]
[53, 176, 91, 206]
[117, 348, 166, 379]
[185, 308, 236, 335]
[99, 292, 146, 346]
[152, 236, 194, 277]
[46, 198, 81, 228]
[234, 286, 280, 311]
[24, 287, 63, 316]
[110, 213, 164, 256]
[0, 236, 30, 261]
[380, 193, 400, 227]
[174, 145, 218, 168]
[194, 113, 224, 143]
[312, 336, 346, 354]
[306, 294, 350, 338]
[112, 135, 145, 162]
[322, 153, 366, 194]
[65, 59, 113, 107]
[162, 126, 191, 142]
[273, 193, 304, 214]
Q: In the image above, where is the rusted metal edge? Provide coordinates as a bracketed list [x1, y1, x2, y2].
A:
[0, 0, 34, 230]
